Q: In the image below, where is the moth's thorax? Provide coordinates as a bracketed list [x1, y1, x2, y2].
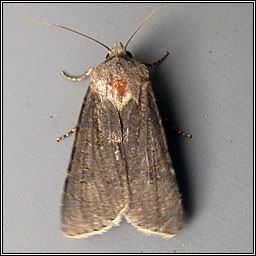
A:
[90, 56, 149, 111]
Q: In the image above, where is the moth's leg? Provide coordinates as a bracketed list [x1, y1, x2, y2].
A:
[164, 118, 192, 139]
[57, 127, 77, 142]
[142, 51, 169, 67]
[61, 68, 92, 82]
[172, 125, 192, 139]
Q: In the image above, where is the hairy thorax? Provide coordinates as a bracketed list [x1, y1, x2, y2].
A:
[90, 56, 149, 111]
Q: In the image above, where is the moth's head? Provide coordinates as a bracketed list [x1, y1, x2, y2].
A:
[106, 42, 133, 59]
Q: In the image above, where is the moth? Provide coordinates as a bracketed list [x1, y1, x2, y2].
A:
[22, 4, 186, 238]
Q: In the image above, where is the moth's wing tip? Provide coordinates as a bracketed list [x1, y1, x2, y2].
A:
[61, 223, 113, 239]
[125, 215, 183, 239]
[61, 209, 125, 239]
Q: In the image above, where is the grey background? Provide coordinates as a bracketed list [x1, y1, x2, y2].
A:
[3, 2, 253, 253]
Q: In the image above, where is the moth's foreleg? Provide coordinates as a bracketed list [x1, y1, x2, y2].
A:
[56, 127, 77, 142]
[143, 51, 169, 67]
[61, 68, 92, 82]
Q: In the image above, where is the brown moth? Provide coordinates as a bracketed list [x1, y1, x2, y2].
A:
[21, 4, 185, 238]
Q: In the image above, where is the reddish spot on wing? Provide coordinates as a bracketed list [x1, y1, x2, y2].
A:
[111, 78, 127, 98]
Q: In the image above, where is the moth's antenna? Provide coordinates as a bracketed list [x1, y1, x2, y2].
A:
[20, 16, 111, 51]
[124, 3, 164, 49]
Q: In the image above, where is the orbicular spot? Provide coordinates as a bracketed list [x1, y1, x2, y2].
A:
[111, 78, 127, 99]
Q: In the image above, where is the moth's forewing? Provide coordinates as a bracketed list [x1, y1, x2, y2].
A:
[61, 87, 128, 238]
[121, 81, 184, 237]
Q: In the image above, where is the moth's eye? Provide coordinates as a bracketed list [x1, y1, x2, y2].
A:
[106, 53, 109, 59]
[126, 51, 133, 58]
